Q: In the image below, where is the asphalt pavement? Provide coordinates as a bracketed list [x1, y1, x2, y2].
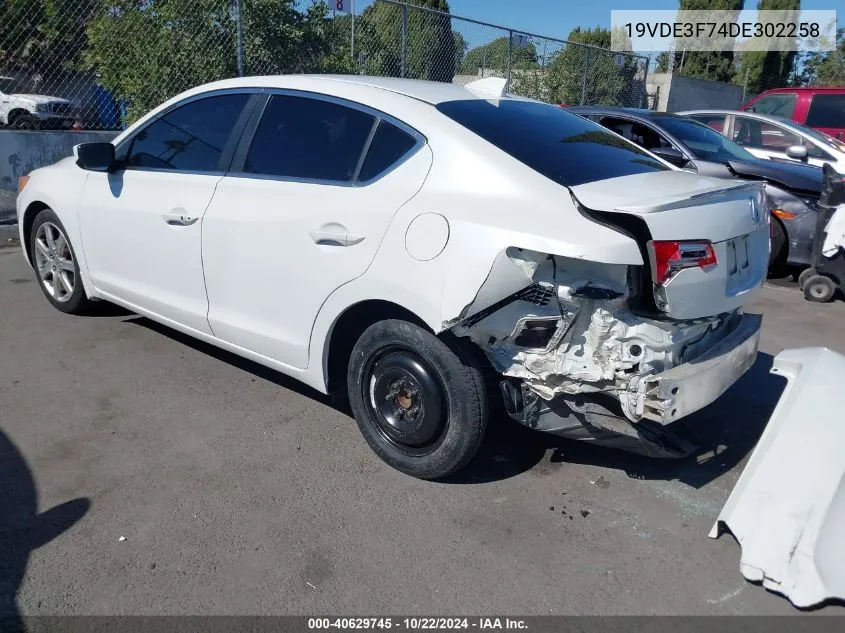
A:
[2, 245, 844, 616]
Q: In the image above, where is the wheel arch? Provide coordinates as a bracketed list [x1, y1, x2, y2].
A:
[21, 200, 50, 265]
[7, 108, 32, 125]
[323, 299, 433, 400]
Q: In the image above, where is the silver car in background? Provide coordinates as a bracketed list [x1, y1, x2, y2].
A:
[680, 109, 845, 172]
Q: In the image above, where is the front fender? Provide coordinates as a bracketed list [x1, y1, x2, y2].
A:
[17, 165, 96, 298]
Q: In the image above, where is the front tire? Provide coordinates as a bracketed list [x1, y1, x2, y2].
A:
[29, 208, 94, 315]
[347, 320, 488, 479]
[11, 114, 38, 130]
[769, 216, 787, 270]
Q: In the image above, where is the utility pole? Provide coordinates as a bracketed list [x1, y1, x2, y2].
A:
[351, 0, 355, 60]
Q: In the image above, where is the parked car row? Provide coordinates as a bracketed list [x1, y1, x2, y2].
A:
[17, 75, 770, 478]
[740, 87, 845, 141]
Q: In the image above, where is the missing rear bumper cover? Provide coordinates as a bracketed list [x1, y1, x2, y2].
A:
[500, 381, 697, 459]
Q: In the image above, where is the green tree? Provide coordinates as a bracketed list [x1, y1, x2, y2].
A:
[790, 28, 845, 87]
[736, 0, 799, 94]
[85, 0, 339, 124]
[356, 0, 456, 82]
[544, 27, 640, 106]
[673, 0, 742, 81]
[461, 36, 538, 74]
[452, 30, 467, 74]
[0, 0, 101, 74]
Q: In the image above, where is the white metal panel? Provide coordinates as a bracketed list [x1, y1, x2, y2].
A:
[711, 347, 845, 608]
[78, 170, 217, 334]
[202, 145, 434, 370]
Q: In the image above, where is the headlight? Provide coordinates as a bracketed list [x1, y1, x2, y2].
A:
[35, 103, 50, 113]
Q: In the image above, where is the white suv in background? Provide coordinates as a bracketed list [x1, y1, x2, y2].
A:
[0, 76, 76, 130]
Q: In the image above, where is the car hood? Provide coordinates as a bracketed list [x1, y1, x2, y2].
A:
[9, 93, 71, 105]
[726, 159, 822, 196]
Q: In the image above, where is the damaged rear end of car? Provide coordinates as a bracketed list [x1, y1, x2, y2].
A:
[432, 99, 770, 458]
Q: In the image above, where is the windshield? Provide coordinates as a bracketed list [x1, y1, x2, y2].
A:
[0, 77, 26, 94]
[435, 99, 668, 187]
[657, 116, 757, 163]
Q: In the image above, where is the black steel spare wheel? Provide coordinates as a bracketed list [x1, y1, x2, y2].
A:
[347, 319, 488, 479]
[366, 348, 447, 454]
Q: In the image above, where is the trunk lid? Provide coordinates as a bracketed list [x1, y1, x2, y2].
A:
[570, 171, 769, 320]
[570, 171, 767, 242]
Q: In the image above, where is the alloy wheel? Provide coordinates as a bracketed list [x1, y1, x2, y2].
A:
[33, 222, 75, 303]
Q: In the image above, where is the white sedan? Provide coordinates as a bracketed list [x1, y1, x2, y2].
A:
[681, 109, 845, 172]
[17, 75, 769, 478]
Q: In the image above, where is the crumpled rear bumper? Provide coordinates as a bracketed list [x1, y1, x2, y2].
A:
[631, 313, 762, 424]
[711, 347, 845, 608]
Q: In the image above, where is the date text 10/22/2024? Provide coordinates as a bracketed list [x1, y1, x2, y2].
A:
[307, 618, 528, 630]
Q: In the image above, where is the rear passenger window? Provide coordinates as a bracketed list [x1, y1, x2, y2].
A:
[245, 95, 375, 182]
[358, 120, 418, 182]
[806, 95, 845, 128]
[689, 115, 727, 134]
[126, 94, 249, 172]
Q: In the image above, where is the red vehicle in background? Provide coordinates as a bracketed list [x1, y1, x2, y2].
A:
[741, 87, 845, 141]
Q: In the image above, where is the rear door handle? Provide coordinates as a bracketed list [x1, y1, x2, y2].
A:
[309, 224, 365, 247]
[162, 212, 198, 226]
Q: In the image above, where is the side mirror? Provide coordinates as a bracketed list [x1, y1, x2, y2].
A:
[74, 142, 115, 172]
[785, 144, 808, 161]
[651, 146, 689, 167]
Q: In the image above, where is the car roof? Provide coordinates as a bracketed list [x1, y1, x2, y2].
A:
[679, 109, 789, 122]
[567, 106, 689, 122]
[181, 74, 518, 106]
[751, 87, 845, 94]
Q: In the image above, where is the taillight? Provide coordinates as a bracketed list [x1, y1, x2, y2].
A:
[650, 240, 717, 285]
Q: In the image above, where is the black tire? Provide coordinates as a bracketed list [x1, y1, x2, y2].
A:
[347, 319, 488, 479]
[797, 267, 816, 291]
[11, 115, 38, 130]
[803, 274, 836, 303]
[29, 208, 95, 315]
[769, 216, 788, 270]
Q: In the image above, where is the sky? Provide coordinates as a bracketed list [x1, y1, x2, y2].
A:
[344, 0, 840, 43]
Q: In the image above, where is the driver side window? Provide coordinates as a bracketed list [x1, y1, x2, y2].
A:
[124, 93, 250, 172]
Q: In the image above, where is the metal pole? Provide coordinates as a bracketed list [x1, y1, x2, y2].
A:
[401, 2, 408, 78]
[351, 0, 355, 60]
[506, 30, 513, 86]
[235, 0, 244, 77]
[580, 48, 590, 105]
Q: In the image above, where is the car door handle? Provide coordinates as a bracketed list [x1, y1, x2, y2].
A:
[309, 225, 365, 247]
[162, 212, 198, 226]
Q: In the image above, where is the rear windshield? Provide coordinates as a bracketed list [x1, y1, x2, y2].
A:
[435, 99, 668, 187]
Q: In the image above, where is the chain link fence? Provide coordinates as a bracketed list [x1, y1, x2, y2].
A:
[0, 0, 648, 131]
